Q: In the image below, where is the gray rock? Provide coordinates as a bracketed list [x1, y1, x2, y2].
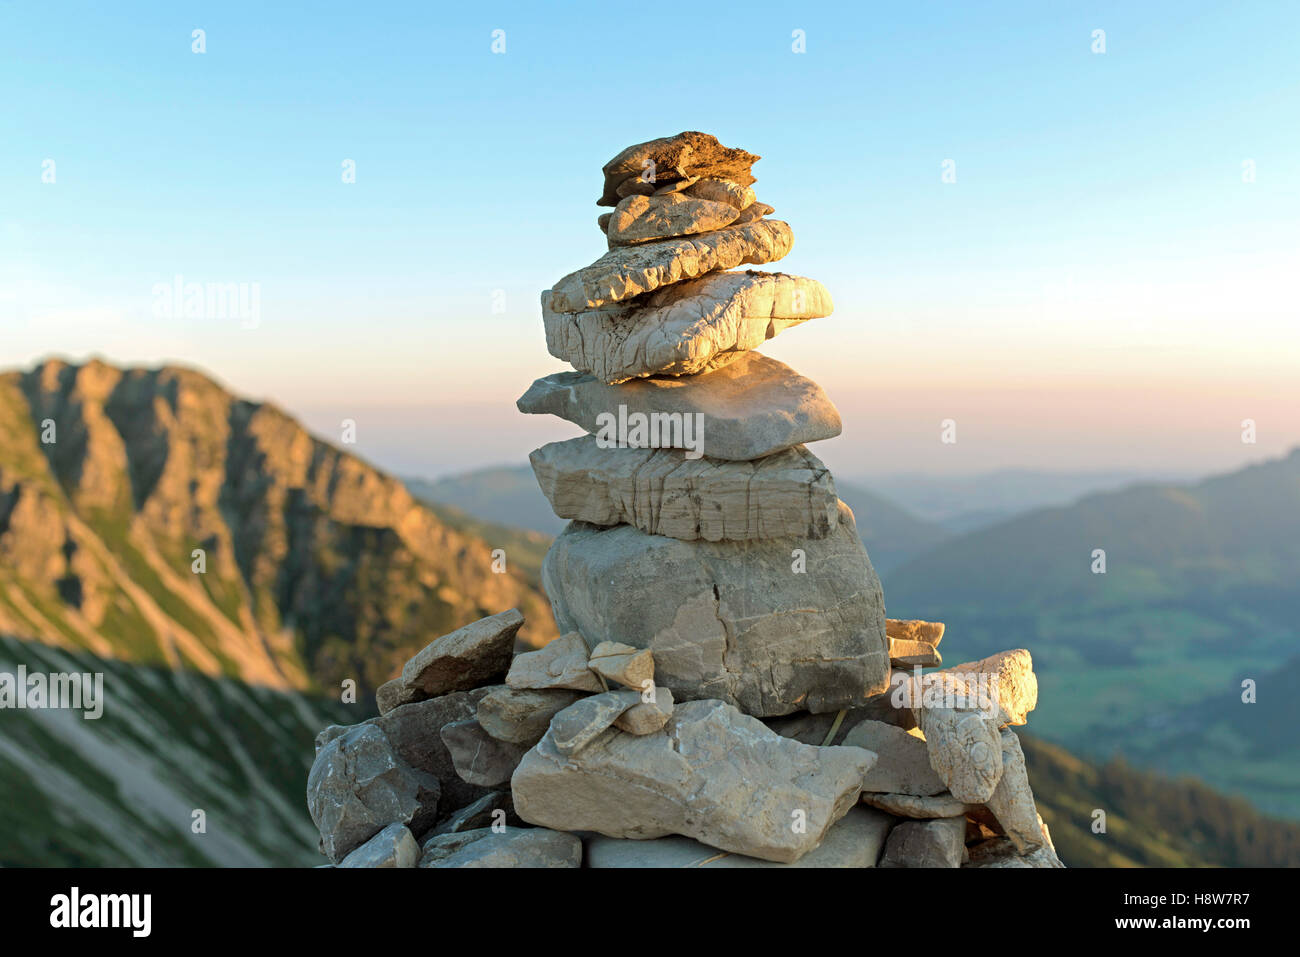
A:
[586, 640, 655, 690]
[419, 827, 582, 868]
[542, 270, 831, 382]
[505, 631, 604, 693]
[985, 729, 1050, 853]
[337, 823, 419, 868]
[938, 649, 1038, 727]
[376, 609, 523, 713]
[440, 718, 530, 787]
[888, 637, 942, 667]
[613, 686, 675, 734]
[429, 791, 520, 836]
[843, 720, 948, 796]
[550, 690, 641, 755]
[307, 724, 441, 862]
[547, 220, 793, 313]
[476, 686, 585, 746]
[964, 836, 1065, 869]
[530, 438, 839, 542]
[516, 351, 842, 462]
[541, 504, 888, 717]
[511, 698, 874, 864]
[879, 817, 966, 868]
[903, 671, 1005, 803]
[368, 688, 494, 814]
[584, 806, 895, 868]
[860, 791, 973, 819]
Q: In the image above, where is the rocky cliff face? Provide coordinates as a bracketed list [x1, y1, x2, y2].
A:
[0, 359, 556, 698]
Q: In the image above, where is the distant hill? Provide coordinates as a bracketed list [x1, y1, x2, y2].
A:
[411, 467, 951, 575]
[884, 449, 1300, 816]
[0, 359, 556, 700]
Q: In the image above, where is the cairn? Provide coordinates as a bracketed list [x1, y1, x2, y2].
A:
[305, 132, 1062, 869]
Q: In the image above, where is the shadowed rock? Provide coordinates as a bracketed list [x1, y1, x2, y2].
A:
[598, 131, 759, 207]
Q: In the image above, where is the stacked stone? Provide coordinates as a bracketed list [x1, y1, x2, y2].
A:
[302, 133, 1063, 869]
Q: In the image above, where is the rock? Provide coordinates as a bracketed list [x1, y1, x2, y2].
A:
[586, 640, 655, 689]
[731, 201, 774, 225]
[375, 609, 524, 713]
[367, 689, 494, 814]
[505, 631, 604, 693]
[307, 724, 442, 862]
[584, 806, 894, 868]
[429, 791, 520, 836]
[476, 686, 585, 746]
[765, 677, 920, 745]
[439, 719, 531, 787]
[965, 837, 1064, 869]
[886, 619, 945, 647]
[541, 504, 889, 717]
[512, 699, 874, 863]
[843, 721, 948, 795]
[337, 823, 419, 868]
[940, 649, 1038, 727]
[597, 212, 612, 233]
[547, 219, 793, 313]
[888, 637, 942, 667]
[878, 818, 966, 868]
[653, 175, 699, 195]
[861, 791, 972, 819]
[985, 729, 1050, 853]
[598, 131, 759, 207]
[543, 269, 830, 383]
[683, 177, 756, 211]
[550, 690, 642, 755]
[419, 827, 582, 868]
[530, 438, 839, 542]
[613, 686, 675, 734]
[904, 671, 1005, 803]
[606, 193, 740, 245]
[517, 351, 841, 461]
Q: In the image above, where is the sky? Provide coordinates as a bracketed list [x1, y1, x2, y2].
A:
[3, 0, 1298, 481]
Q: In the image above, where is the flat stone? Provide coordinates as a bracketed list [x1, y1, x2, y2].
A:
[964, 837, 1064, 869]
[598, 131, 759, 207]
[543, 269, 829, 382]
[985, 729, 1050, 853]
[550, 690, 641, 755]
[541, 503, 889, 717]
[843, 720, 948, 796]
[764, 676, 920, 745]
[614, 686, 675, 734]
[547, 220, 793, 314]
[367, 688, 494, 815]
[419, 827, 582, 868]
[512, 699, 873, 863]
[530, 438, 840, 542]
[337, 823, 419, 868]
[376, 609, 524, 713]
[586, 640, 655, 689]
[732, 202, 774, 225]
[606, 193, 739, 245]
[939, 649, 1038, 727]
[516, 352, 842, 462]
[861, 791, 972, 819]
[889, 637, 942, 667]
[429, 791, 520, 836]
[683, 177, 756, 211]
[878, 817, 966, 868]
[307, 723, 441, 862]
[505, 631, 604, 693]
[584, 806, 895, 868]
[476, 686, 585, 746]
[440, 718, 531, 787]
[886, 619, 945, 647]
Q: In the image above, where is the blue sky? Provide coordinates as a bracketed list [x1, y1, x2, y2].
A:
[3, 1, 1298, 478]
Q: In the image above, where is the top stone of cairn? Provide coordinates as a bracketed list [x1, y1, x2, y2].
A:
[598, 131, 760, 207]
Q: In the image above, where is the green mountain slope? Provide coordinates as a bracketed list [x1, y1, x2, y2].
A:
[884, 450, 1300, 815]
[0, 359, 556, 700]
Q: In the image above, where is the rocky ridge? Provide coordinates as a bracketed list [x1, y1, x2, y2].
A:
[304, 132, 1062, 868]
